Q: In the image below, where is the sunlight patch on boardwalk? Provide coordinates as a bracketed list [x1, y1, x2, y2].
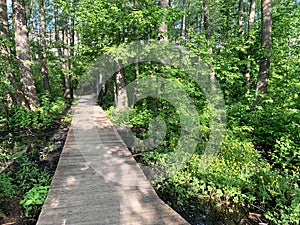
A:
[37, 95, 189, 225]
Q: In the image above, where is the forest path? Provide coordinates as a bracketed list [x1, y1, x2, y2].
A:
[36, 94, 189, 225]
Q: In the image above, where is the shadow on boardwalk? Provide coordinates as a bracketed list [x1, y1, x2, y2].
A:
[37, 95, 189, 225]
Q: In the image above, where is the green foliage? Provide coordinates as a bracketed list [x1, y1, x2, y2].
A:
[7, 155, 51, 193]
[90, 0, 300, 223]
[76, 0, 162, 58]
[1, 0, 299, 223]
[105, 61, 299, 224]
[272, 135, 300, 171]
[8, 106, 32, 128]
[0, 154, 52, 218]
[155, 133, 300, 224]
[0, 174, 17, 199]
[5, 95, 69, 129]
[20, 185, 49, 218]
[0, 96, 69, 220]
[247, 105, 300, 172]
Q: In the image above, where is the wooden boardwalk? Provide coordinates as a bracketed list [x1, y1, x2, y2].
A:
[37, 95, 189, 225]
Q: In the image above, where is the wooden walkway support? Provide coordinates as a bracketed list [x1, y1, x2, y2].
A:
[37, 95, 189, 225]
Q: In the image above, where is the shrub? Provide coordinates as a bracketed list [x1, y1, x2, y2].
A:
[155, 132, 300, 224]
[0, 174, 18, 199]
[20, 184, 49, 217]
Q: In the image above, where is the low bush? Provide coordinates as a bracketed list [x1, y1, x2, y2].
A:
[155, 132, 300, 224]
[20, 184, 50, 217]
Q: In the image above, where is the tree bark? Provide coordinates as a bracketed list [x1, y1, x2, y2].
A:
[54, 0, 62, 58]
[248, 0, 256, 31]
[0, 0, 28, 107]
[0, 0, 9, 37]
[69, 1, 76, 99]
[253, 0, 272, 108]
[245, 0, 256, 89]
[181, 0, 186, 40]
[70, 9, 75, 60]
[13, 0, 40, 110]
[158, 0, 168, 42]
[40, 0, 51, 95]
[62, 19, 71, 99]
[238, 0, 244, 32]
[114, 60, 128, 110]
[203, 0, 216, 88]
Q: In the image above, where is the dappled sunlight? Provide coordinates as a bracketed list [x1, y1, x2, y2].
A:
[65, 176, 77, 185]
[37, 95, 188, 225]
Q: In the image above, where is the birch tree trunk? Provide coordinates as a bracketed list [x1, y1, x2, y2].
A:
[13, 0, 40, 110]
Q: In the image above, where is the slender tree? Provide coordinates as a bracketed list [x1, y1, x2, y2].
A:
[203, 0, 216, 87]
[54, 0, 62, 58]
[0, 0, 28, 107]
[69, 0, 77, 99]
[248, 0, 256, 31]
[62, 19, 71, 99]
[40, 0, 51, 94]
[0, 0, 9, 38]
[113, 26, 128, 109]
[114, 59, 128, 109]
[181, 0, 187, 40]
[115, 60, 128, 109]
[238, 0, 244, 32]
[158, 0, 168, 42]
[13, 0, 40, 110]
[245, 0, 256, 89]
[69, 0, 76, 60]
[253, 0, 272, 108]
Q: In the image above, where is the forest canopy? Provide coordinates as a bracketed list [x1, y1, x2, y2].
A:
[0, 0, 299, 224]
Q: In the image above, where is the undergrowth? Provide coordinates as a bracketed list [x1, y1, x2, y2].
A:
[0, 96, 72, 220]
[104, 65, 300, 224]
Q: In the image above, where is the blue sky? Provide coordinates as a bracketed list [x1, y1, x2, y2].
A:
[6, 0, 12, 13]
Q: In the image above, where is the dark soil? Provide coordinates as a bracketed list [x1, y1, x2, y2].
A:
[0, 197, 35, 225]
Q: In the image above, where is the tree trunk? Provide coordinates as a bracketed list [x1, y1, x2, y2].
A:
[13, 0, 40, 110]
[245, 0, 256, 89]
[0, 0, 28, 108]
[62, 19, 71, 99]
[238, 0, 244, 32]
[70, 11, 75, 59]
[114, 60, 128, 110]
[69, 3, 76, 99]
[203, 0, 216, 88]
[252, 0, 272, 108]
[0, 0, 9, 37]
[40, 0, 51, 95]
[248, 0, 256, 31]
[181, 0, 186, 40]
[54, 0, 62, 58]
[158, 0, 168, 42]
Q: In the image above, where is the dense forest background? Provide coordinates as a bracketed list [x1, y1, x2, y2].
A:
[0, 0, 299, 224]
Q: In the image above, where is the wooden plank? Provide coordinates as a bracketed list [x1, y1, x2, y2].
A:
[37, 95, 189, 225]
